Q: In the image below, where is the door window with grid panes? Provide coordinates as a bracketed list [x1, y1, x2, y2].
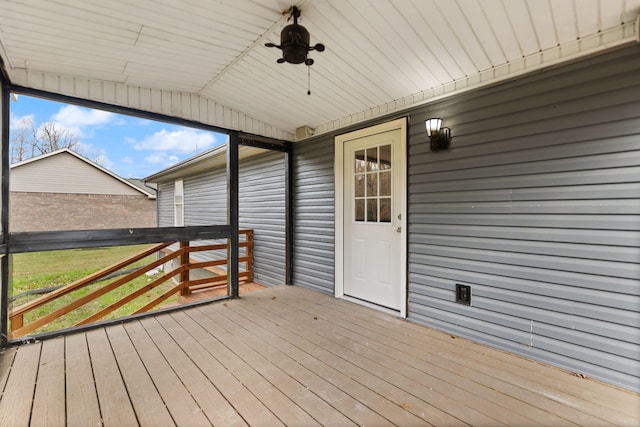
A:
[353, 144, 391, 223]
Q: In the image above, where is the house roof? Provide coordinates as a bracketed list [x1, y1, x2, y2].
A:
[126, 178, 157, 194]
[11, 148, 157, 198]
[1, 1, 638, 141]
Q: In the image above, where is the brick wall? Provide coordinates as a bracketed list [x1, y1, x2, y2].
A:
[9, 192, 157, 232]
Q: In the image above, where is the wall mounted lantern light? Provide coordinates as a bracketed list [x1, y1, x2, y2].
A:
[425, 118, 452, 151]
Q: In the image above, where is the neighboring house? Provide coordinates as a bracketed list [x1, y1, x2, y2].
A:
[145, 145, 286, 286]
[10, 148, 156, 232]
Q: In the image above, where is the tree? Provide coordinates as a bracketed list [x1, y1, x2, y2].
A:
[11, 117, 102, 165]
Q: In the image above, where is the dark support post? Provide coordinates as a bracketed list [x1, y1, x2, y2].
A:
[284, 144, 294, 285]
[179, 241, 191, 295]
[1, 80, 10, 345]
[227, 132, 239, 298]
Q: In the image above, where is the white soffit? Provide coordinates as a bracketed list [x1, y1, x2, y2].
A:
[0, 0, 638, 141]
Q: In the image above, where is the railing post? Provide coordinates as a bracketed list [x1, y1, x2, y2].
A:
[179, 241, 191, 295]
[9, 313, 22, 336]
[245, 230, 254, 282]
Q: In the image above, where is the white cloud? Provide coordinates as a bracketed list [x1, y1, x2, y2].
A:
[9, 113, 35, 130]
[122, 156, 134, 164]
[132, 128, 218, 153]
[50, 105, 115, 137]
[145, 153, 167, 164]
[53, 105, 114, 127]
[144, 152, 180, 166]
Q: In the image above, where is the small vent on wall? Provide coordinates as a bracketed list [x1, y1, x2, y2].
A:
[295, 125, 315, 141]
[456, 284, 471, 305]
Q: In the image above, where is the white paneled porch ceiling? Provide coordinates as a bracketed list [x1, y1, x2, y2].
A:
[0, 0, 638, 140]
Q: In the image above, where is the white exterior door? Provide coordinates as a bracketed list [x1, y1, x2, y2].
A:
[335, 119, 407, 315]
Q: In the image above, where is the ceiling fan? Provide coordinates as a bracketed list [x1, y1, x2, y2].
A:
[265, 6, 325, 94]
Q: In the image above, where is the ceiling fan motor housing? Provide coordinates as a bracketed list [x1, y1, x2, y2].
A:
[280, 23, 311, 64]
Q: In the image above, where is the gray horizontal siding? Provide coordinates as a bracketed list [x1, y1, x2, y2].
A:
[156, 182, 174, 227]
[182, 169, 231, 273]
[291, 44, 640, 392]
[184, 168, 226, 225]
[292, 138, 335, 294]
[237, 152, 286, 285]
[406, 45, 640, 392]
[157, 150, 286, 286]
[412, 224, 640, 247]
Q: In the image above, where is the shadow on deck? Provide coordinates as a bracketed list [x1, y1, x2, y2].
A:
[0, 285, 638, 426]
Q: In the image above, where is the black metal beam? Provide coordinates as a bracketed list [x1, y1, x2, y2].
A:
[238, 133, 290, 152]
[7, 85, 295, 149]
[1, 79, 9, 248]
[9, 225, 231, 253]
[227, 131, 239, 298]
[285, 143, 294, 285]
[1, 79, 9, 346]
[8, 84, 234, 136]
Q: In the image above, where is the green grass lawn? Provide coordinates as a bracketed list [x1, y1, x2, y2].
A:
[10, 245, 179, 335]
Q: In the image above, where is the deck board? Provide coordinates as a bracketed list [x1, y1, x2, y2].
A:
[0, 285, 638, 426]
[228, 291, 519, 426]
[105, 324, 175, 427]
[31, 337, 66, 427]
[219, 297, 451, 426]
[165, 311, 285, 426]
[138, 316, 248, 427]
[284, 287, 633, 424]
[0, 342, 40, 426]
[86, 328, 139, 427]
[123, 320, 211, 427]
[187, 306, 324, 427]
[0, 347, 17, 396]
[65, 333, 102, 427]
[192, 305, 376, 426]
[265, 287, 611, 426]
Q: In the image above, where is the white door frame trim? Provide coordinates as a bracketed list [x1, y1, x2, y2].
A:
[334, 117, 407, 318]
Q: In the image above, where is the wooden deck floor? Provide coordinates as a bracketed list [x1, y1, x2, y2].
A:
[178, 281, 267, 304]
[0, 285, 638, 426]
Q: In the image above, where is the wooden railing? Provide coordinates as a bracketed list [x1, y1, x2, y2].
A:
[8, 230, 253, 339]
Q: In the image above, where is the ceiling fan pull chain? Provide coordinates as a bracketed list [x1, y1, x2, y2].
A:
[308, 65, 311, 95]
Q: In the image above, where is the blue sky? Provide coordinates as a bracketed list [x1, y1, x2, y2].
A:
[9, 94, 227, 178]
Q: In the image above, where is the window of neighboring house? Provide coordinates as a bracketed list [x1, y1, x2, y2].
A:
[174, 179, 184, 226]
